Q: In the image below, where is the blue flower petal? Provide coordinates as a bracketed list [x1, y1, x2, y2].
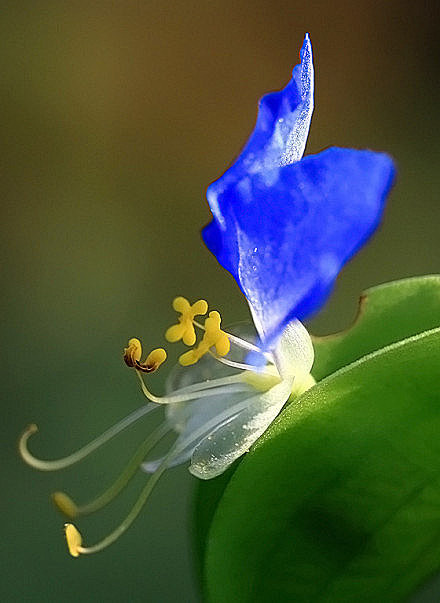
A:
[237, 32, 314, 173]
[208, 33, 313, 220]
[204, 34, 313, 268]
[203, 147, 395, 343]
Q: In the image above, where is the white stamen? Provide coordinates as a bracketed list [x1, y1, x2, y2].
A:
[208, 351, 275, 374]
[76, 454, 171, 555]
[19, 403, 158, 472]
[60, 422, 171, 518]
[136, 372, 249, 405]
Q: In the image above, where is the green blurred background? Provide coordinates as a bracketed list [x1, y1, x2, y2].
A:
[2, 2, 439, 601]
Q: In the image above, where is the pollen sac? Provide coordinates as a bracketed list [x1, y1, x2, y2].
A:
[165, 297, 208, 347]
[178, 348, 203, 367]
[123, 338, 142, 368]
[143, 348, 167, 372]
[124, 339, 167, 373]
[52, 491, 79, 519]
[205, 311, 230, 356]
[64, 523, 83, 558]
[179, 310, 230, 366]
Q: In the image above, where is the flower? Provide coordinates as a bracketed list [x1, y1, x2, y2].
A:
[19, 300, 315, 556]
[19, 34, 395, 556]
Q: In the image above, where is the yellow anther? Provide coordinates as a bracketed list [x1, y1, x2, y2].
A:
[124, 339, 167, 373]
[179, 348, 205, 367]
[178, 310, 230, 366]
[123, 338, 142, 368]
[165, 297, 208, 346]
[205, 311, 230, 357]
[52, 492, 79, 519]
[64, 523, 83, 558]
[145, 348, 167, 371]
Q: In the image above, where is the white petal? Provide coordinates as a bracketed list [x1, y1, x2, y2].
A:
[189, 378, 293, 480]
[142, 388, 253, 474]
[273, 318, 314, 380]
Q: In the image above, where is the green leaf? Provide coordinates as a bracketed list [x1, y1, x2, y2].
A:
[192, 464, 236, 583]
[312, 275, 440, 380]
[204, 328, 440, 602]
[194, 276, 440, 600]
[195, 275, 440, 577]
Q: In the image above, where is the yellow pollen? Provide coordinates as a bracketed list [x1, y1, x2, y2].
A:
[165, 297, 208, 346]
[179, 310, 230, 366]
[124, 339, 167, 373]
[64, 523, 83, 558]
[52, 492, 79, 519]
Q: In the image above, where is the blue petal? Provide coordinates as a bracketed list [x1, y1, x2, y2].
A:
[208, 34, 313, 224]
[239, 33, 314, 171]
[203, 34, 313, 277]
[203, 147, 395, 343]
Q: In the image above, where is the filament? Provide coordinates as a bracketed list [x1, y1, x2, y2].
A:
[54, 422, 170, 518]
[136, 372, 249, 405]
[164, 373, 248, 395]
[193, 319, 267, 356]
[69, 455, 171, 555]
[19, 403, 157, 472]
[65, 390, 259, 555]
[208, 351, 274, 374]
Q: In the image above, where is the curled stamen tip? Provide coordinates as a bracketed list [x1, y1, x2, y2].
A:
[23, 423, 38, 437]
[52, 492, 79, 519]
[64, 523, 83, 558]
[18, 424, 39, 460]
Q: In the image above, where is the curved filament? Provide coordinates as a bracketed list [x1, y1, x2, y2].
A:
[19, 403, 157, 472]
[54, 422, 171, 518]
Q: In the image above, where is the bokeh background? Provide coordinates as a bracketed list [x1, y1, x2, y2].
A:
[2, 2, 439, 601]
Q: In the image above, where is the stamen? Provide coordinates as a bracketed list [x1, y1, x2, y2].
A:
[124, 339, 167, 373]
[179, 311, 230, 366]
[136, 371, 249, 405]
[65, 523, 83, 557]
[123, 338, 142, 367]
[64, 456, 171, 556]
[208, 351, 275, 374]
[19, 404, 157, 472]
[63, 390, 261, 556]
[52, 422, 170, 518]
[135, 348, 167, 373]
[165, 297, 208, 346]
[161, 373, 248, 395]
[178, 348, 204, 366]
[53, 492, 79, 519]
[193, 319, 271, 359]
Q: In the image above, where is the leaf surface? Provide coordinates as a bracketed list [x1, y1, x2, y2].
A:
[312, 275, 440, 380]
[195, 276, 440, 601]
[204, 328, 440, 602]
